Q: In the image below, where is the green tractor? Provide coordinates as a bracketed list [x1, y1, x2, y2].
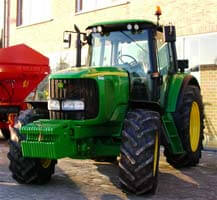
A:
[8, 18, 204, 195]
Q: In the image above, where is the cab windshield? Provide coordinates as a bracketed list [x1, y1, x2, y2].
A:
[89, 30, 151, 74]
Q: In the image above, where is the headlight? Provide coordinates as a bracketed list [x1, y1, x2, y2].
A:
[62, 100, 85, 111]
[48, 100, 60, 110]
[97, 26, 102, 32]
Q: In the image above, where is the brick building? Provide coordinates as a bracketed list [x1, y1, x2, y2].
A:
[2, 0, 217, 148]
[200, 65, 217, 148]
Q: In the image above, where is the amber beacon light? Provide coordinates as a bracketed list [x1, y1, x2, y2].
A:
[155, 6, 162, 16]
[155, 6, 162, 25]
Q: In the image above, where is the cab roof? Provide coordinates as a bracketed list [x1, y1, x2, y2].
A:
[86, 19, 160, 31]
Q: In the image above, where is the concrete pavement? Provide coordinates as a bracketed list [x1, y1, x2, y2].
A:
[0, 140, 217, 200]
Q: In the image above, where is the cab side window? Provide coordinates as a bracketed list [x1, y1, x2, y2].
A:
[158, 43, 170, 75]
[156, 32, 175, 75]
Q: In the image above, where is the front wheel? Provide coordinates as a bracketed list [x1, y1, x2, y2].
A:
[7, 110, 57, 184]
[119, 109, 161, 195]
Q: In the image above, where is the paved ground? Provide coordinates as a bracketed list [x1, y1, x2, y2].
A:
[0, 140, 217, 200]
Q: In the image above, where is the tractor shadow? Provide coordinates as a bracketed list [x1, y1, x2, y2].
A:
[2, 138, 216, 200]
[0, 140, 88, 199]
[0, 164, 89, 200]
[157, 160, 217, 199]
[50, 159, 126, 200]
[94, 153, 217, 199]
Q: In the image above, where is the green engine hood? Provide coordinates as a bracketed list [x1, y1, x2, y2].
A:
[21, 66, 130, 159]
[49, 66, 128, 79]
[49, 66, 130, 125]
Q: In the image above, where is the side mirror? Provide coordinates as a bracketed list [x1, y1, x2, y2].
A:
[63, 25, 86, 67]
[178, 59, 189, 72]
[163, 26, 176, 42]
[63, 31, 72, 48]
[83, 34, 92, 45]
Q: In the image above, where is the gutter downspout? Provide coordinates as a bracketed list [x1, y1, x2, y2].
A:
[3, 0, 6, 47]
[3, 0, 10, 47]
[7, 0, 10, 47]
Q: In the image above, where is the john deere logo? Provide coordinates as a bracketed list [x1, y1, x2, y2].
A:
[57, 82, 64, 89]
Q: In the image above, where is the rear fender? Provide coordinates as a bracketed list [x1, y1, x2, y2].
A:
[165, 74, 199, 112]
[162, 74, 200, 154]
[175, 75, 200, 111]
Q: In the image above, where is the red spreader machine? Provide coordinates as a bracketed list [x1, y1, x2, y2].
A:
[0, 44, 50, 139]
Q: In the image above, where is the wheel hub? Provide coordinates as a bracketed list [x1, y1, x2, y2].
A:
[189, 101, 200, 152]
[40, 159, 52, 169]
[153, 133, 159, 176]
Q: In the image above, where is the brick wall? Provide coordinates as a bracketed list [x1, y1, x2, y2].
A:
[130, 0, 217, 36]
[8, 0, 217, 56]
[200, 65, 217, 148]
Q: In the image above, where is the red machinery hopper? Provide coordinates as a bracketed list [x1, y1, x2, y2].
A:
[0, 44, 50, 138]
[0, 44, 50, 104]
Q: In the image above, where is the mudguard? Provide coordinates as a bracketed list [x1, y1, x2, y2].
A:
[162, 73, 200, 154]
[165, 74, 199, 112]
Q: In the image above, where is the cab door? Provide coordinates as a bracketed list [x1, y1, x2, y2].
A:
[156, 31, 177, 107]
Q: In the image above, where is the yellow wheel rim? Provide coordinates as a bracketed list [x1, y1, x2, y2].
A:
[153, 133, 159, 176]
[40, 159, 52, 169]
[189, 101, 200, 152]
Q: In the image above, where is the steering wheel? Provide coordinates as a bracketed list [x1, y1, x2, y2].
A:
[118, 54, 138, 67]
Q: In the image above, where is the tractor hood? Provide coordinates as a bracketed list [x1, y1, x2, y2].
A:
[49, 66, 128, 79]
[48, 65, 129, 124]
[21, 66, 130, 159]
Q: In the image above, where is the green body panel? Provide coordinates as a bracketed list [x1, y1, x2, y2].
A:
[50, 67, 129, 126]
[162, 113, 184, 154]
[21, 119, 121, 159]
[21, 71, 187, 158]
[21, 66, 129, 159]
[164, 73, 186, 112]
[161, 73, 187, 154]
[50, 66, 128, 79]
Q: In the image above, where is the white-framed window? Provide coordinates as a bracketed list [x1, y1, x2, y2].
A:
[17, 0, 52, 26]
[176, 32, 217, 82]
[176, 32, 217, 68]
[76, 0, 128, 13]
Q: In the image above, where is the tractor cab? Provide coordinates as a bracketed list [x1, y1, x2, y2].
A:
[87, 21, 153, 73]
[84, 20, 178, 103]
[86, 21, 155, 101]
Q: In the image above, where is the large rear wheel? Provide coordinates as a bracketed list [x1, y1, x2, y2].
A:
[119, 109, 161, 195]
[164, 85, 204, 168]
[7, 109, 57, 184]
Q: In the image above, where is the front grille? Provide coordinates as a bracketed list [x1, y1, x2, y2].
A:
[49, 78, 99, 120]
